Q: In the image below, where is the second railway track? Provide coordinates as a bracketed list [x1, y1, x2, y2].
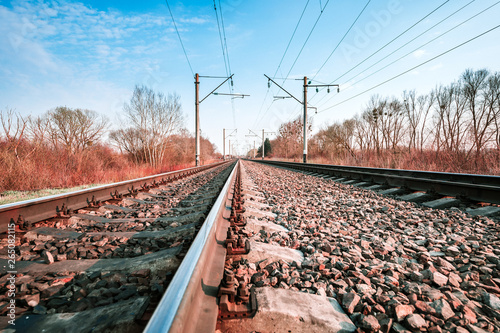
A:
[0, 161, 236, 332]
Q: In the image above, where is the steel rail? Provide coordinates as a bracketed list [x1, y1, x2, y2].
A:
[253, 160, 500, 204]
[144, 161, 237, 333]
[0, 161, 229, 233]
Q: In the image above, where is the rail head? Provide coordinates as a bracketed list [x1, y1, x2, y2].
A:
[144, 161, 237, 332]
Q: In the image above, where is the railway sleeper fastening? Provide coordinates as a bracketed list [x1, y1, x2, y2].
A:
[218, 162, 257, 320]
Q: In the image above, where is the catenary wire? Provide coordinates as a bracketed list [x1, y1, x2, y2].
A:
[316, 0, 498, 110]
[340, 0, 478, 88]
[253, 1, 311, 130]
[214, 0, 237, 127]
[214, 0, 230, 77]
[310, 0, 372, 82]
[259, 0, 331, 127]
[281, 0, 331, 85]
[310, 0, 453, 106]
[330, 0, 450, 84]
[218, 0, 232, 78]
[165, 0, 194, 76]
[273, 0, 311, 79]
[291, 0, 371, 122]
[317, 23, 500, 113]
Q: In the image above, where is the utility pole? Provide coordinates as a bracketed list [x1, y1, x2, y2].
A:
[247, 129, 272, 160]
[264, 74, 339, 164]
[229, 139, 231, 159]
[262, 129, 265, 160]
[223, 128, 237, 160]
[262, 129, 275, 160]
[303, 76, 307, 163]
[246, 130, 259, 159]
[194, 73, 238, 166]
[262, 130, 275, 159]
[195, 73, 200, 166]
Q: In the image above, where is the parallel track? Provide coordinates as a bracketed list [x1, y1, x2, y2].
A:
[254, 160, 500, 205]
[0, 162, 228, 233]
[0, 161, 236, 332]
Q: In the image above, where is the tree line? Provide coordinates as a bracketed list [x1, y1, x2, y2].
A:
[0, 85, 219, 191]
[267, 69, 500, 174]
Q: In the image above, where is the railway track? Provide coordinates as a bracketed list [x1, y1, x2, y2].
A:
[2, 159, 499, 332]
[255, 160, 500, 213]
[0, 161, 236, 332]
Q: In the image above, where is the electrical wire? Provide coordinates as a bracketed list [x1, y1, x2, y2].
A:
[340, 0, 478, 88]
[330, 0, 450, 84]
[218, 0, 232, 77]
[256, 0, 330, 128]
[273, 0, 311, 79]
[310, 0, 453, 107]
[282, 0, 331, 85]
[310, 0, 372, 82]
[253, 1, 311, 130]
[254, 99, 278, 131]
[214, 0, 237, 127]
[316, 0, 497, 109]
[317, 23, 500, 113]
[165, 0, 194, 76]
[214, 0, 230, 77]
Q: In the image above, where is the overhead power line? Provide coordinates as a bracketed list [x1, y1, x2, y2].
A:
[218, 0, 232, 77]
[165, 0, 194, 76]
[330, 0, 450, 84]
[340, 0, 478, 87]
[316, 0, 498, 109]
[255, 0, 330, 128]
[214, 0, 230, 77]
[273, 0, 311, 79]
[282, 0, 331, 84]
[317, 23, 500, 113]
[310, 0, 372, 82]
[254, 2, 312, 130]
[310, 0, 454, 107]
[214, 0, 237, 127]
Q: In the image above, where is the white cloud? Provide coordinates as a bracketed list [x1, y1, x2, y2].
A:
[0, 6, 61, 74]
[179, 17, 208, 24]
[0, 0, 208, 121]
[429, 63, 443, 71]
[413, 49, 426, 58]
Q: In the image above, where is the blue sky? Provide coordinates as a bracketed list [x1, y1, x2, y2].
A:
[1, 0, 499, 155]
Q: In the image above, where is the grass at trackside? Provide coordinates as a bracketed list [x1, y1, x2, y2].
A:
[0, 184, 103, 205]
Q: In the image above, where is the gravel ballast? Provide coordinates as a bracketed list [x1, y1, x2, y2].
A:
[236, 160, 500, 332]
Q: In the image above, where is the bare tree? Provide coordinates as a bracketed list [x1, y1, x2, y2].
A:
[485, 72, 500, 151]
[315, 119, 357, 162]
[273, 117, 311, 160]
[353, 113, 370, 152]
[365, 95, 386, 154]
[276, 117, 302, 159]
[403, 90, 434, 152]
[384, 98, 406, 151]
[0, 108, 29, 161]
[109, 128, 147, 164]
[461, 69, 497, 166]
[46, 107, 108, 153]
[432, 82, 470, 171]
[117, 85, 183, 167]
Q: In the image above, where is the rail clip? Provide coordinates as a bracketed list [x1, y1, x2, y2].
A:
[218, 270, 257, 320]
